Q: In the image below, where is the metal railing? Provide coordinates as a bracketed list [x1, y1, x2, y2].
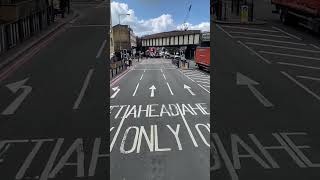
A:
[213, 0, 254, 21]
[0, 6, 54, 58]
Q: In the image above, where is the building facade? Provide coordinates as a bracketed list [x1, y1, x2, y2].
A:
[112, 24, 136, 53]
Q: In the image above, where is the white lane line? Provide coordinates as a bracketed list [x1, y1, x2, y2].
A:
[144, 69, 146, 72]
[297, 75, 320, 82]
[139, 74, 144, 80]
[221, 25, 278, 32]
[202, 85, 210, 88]
[166, 82, 174, 95]
[230, 31, 291, 38]
[189, 77, 210, 80]
[233, 36, 306, 46]
[160, 69, 163, 72]
[96, 40, 107, 58]
[133, 68, 175, 71]
[281, 71, 320, 101]
[162, 73, 167, 80]
[272, 26, 302, 40]
[132, 83, 140, 96]
[73, 69, 94, 109]
[216, 24, 233, 38]
[310, 44, 320, 50]
[197, 80, 210, 84]
[238, 41, 271, 64]
[277, 62, 320, 70]
[260, 51, 320, 61]
[246, 42, 320, 53]
[187, 74, 210, 78]
[198, 84, 210, 93]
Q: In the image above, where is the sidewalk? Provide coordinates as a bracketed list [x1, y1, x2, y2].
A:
[110, 58, 141, 81]
[0, 10, 78, 71]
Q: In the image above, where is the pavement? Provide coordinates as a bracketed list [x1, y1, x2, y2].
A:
[212, 1, 320, 180]
[0, 2, 108, 179]
[110, 58, 210, 179]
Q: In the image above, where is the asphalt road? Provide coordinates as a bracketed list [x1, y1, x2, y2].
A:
[0, 3, 108, 180]
[212, 1, 320, 180]
[110, 58, 210, 179]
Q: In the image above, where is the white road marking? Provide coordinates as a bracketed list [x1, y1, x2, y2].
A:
[277, 62, 320, 70]
[132, 83, 140, 96]
[184, 84, 196, 96]
[189, 77, 210, 81]
[133, 68, 175, 71]
[272, 26, 302, 40]
[310, 44, 320, 50]
[149, 85, 156, 97]
[144, 69, 146, 72]
[246, 42, 320, 53]
[176, 104, 198, 147]
[96, 40, 106, 58]
[297, 75, 320, 82]
[162, 73, 167, 80]
[202, 85, 210, 88]
[111, 86, 120, 99]
[2, 78, 32, 115]
[139, 74, 144, 80]
[238, 41, 271, 64]
[216, 25, 234, 38]
[166, 83, 174, 95]
[178, 70, 195, 82]
[233, 36, 306, 46]
[187, 74, 210, 78]
[197, 81, 210, 84]
[160, 69, 163, 72]
[281, 71, 320, 101]
[221, 25, 278, 32]
[229, 31, 291, 38]
[110, 105, 130, 152]
[73, 69, 94, 109]
[260, 51, 320, 61]
[198, 84, 210, 93]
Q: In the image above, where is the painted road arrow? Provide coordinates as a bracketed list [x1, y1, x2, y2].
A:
[111, 86, 120, 99]
[2, 78, 32, 115]
[237, 72, 273, 107]
[184, 84, 195, 96]
[149, 85, 156, 97]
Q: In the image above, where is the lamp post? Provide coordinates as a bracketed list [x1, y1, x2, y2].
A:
[118, 13, 130, 52]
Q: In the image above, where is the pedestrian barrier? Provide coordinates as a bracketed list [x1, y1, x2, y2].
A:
[110, 60, 127, 78]
[0, 6, 54, 59]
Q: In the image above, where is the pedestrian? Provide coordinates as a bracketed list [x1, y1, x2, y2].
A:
[60, 0, 66, 18]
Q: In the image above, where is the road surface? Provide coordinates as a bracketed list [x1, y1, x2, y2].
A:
[110, 58, 210, 179]
[0, 2, 108, 179]
[212, 1, 320, 179]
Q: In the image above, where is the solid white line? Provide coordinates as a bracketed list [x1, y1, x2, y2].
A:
[230, 31, 291, 38]
[73, 69, 94, 109]
[160, 69, 163, 72]
[272, 26, 302, 40]
[281, 71, 320, 101]
[297, 75, 320, 81]
[221, 25, 278, 32]
[162, 73, 167, 80]
[238, 41, 271, 64]
[310, 44, 320, 50]
[132, 83, 139, 96]
[166, 82, 174, 95]
[187, 74, 210, 78]
[260, 51, 320, 61]
[246, 42, 320, 53]
[96, 40, 107, 58]
[198, 84, 210, 93]
[139, 74, 144, 80]
[216, 24, 233, 38]
[144, 69, 146, 72]
[189, 77, 210, 80]
[202, 85, 210, 88]
[197, 80, 210, 84]
[233, 36, 306, 46]
[277, 62, 320, 70]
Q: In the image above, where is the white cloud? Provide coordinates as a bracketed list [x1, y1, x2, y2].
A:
[111, 1, 209, 36]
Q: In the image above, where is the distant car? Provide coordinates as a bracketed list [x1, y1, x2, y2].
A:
[174, 54, 181, 60]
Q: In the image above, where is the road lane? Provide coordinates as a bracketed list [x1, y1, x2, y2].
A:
[0, 3, 108, 179]
[110, 58, 210, 179]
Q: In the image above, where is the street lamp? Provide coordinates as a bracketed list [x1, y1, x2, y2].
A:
[118, 13, 130, 51]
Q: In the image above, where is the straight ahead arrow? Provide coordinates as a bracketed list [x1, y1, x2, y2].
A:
[237, 73, 273, 107]
[111, 86, 120, 99]
[149, 85, 156, 97]
[184, 84, 195, 96]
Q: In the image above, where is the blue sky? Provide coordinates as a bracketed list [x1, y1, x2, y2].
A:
[111, 0, 210, 36]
